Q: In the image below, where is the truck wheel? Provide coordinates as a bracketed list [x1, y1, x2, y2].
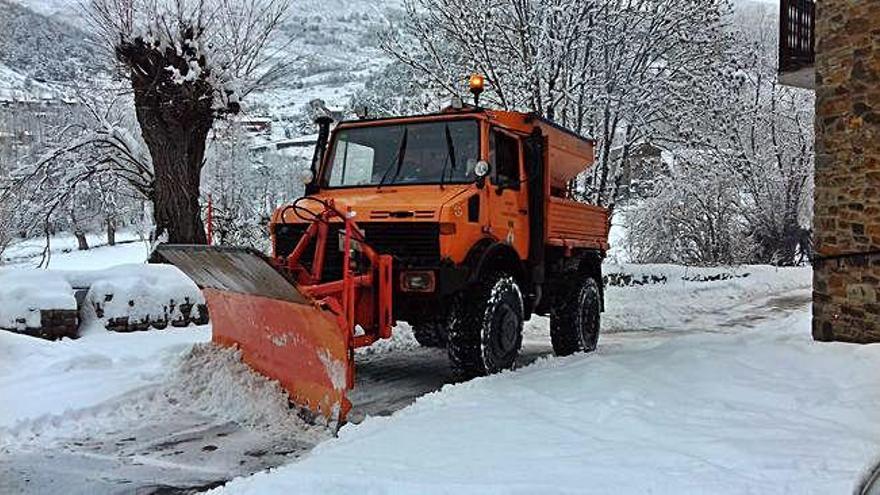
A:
[447, 273, 523, 379]
[550, 276, 601, 356]
[411, 322, 447, 348]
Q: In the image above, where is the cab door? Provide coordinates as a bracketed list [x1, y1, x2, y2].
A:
[486, 127, 529, 257]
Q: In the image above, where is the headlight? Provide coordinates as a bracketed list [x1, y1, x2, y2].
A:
[400, 271, 436, 293]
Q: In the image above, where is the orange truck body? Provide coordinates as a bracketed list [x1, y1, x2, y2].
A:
[271, 108, 608, 291]
[269, 107, 609, 330]
[156, 107, 610, 427]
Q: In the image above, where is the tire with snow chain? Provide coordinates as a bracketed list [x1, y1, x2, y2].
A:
[551, 276, 601, 356]
[447, 273, 523, 379]
[411, 321, 447, 348]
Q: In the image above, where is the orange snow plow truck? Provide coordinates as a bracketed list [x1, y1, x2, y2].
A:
[152, 105, 609, 426]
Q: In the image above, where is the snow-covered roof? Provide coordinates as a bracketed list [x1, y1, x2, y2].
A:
[238, 117, 274, 124]
[250, 134, 318, 153]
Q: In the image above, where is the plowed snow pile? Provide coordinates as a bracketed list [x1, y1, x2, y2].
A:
[167, 344, 328, 438]
[1, 341, 327, 448]
[0, 328, 330, 494]
[0, 326, 211, 429]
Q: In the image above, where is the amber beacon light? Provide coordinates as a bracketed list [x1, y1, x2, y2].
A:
[469, 73, 485, 106]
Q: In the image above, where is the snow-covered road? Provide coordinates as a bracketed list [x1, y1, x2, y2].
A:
[219, 297, 880, 495]
[2, 263, 878, 494]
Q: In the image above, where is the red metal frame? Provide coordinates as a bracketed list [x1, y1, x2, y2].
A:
[206, 194, 214, 245]
[277, 200, 394, 350]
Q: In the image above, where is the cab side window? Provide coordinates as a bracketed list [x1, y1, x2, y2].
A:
[490, 129, 520, 190]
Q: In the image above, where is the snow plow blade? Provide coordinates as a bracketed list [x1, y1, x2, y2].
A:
[151, 245, 352, 426]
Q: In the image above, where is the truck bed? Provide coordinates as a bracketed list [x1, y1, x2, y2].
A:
[546, 197, 609, 251]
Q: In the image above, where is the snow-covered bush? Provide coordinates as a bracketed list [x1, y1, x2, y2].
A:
[626, 158, 751, 265]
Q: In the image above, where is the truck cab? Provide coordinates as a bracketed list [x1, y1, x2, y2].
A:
[270, 106, 609, 378]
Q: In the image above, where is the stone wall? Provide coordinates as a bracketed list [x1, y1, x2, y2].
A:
[812, 0, 880, 342]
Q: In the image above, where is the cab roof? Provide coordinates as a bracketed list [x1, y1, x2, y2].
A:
[332, 106, 596, 188]
[335, 106, 595, 146]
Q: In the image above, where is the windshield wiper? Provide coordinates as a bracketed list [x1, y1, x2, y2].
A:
[377, 128, 408, 190]
[439, 124, 456, 190]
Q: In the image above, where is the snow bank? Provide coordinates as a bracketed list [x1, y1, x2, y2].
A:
[0, 270, 76, 330]
[602, 264, 811, 333]
[0, 325, 211, 432]
[0, 340, 331, 447]
[62, 264, 206, 332]
[215, 309, 880, 495]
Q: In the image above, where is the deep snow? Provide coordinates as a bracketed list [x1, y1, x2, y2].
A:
[1, 243, 878, 494]
[0, 270, 76, 329]
[216, 283, 880, 495]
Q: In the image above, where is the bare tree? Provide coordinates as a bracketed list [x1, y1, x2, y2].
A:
[625, 3, 814, 266]
[682, 4, 815, 265]
[2, 96, 150, 265]
[382, 0, 732, 208]
[0, 195, 14, 261]
[86, 0, 291, 243]
[627, 154, 749, 265]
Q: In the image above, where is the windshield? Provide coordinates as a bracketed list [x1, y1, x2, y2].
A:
[323, 119, 479, 187]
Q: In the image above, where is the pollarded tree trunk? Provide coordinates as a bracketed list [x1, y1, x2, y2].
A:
[116, 26, 233, 245]
[134, 93, 212, 244]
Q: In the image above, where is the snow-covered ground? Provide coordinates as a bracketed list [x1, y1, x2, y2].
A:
[0, 326, 210, 429]
[2, 242, 879, 494]
[2, 230, 150, 269]
[0, 326, 332, 494]
[216, 266, 880, 494]
[222, 299, 880, 495]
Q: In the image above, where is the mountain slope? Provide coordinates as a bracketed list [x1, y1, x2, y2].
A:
[0, 0, 102, 85]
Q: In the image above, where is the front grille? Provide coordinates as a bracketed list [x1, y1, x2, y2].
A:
[274, 222, 440, 282]
[362, 222, 440, 266]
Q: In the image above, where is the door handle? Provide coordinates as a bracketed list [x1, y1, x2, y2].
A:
[518, 209, 528, 215]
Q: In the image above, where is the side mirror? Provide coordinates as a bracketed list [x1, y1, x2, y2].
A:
[474, 160, 488, 189]
[301, 167, 320, 195]
[299, 168, 314, 184]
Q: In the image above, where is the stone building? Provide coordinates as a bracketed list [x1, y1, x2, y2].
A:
[780, 0, 880, 342]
